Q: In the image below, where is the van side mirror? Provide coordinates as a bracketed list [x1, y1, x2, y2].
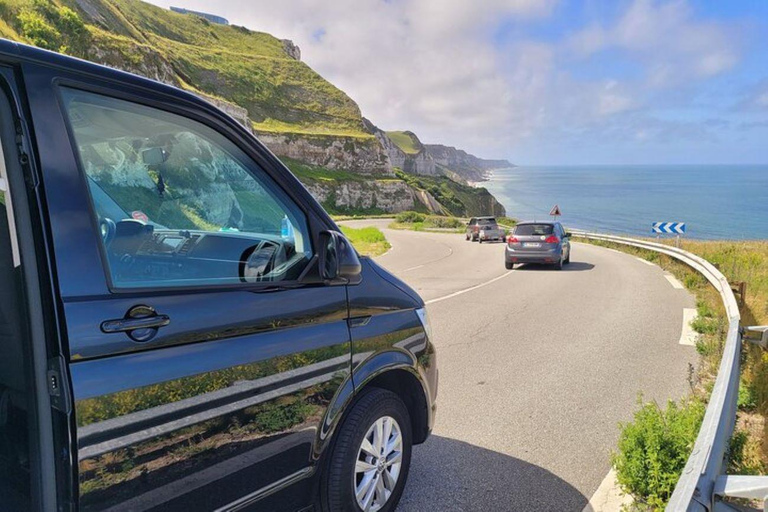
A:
[319, 230, 361, 282]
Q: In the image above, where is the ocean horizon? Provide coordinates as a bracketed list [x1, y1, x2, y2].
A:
[483, 164, 768, 240]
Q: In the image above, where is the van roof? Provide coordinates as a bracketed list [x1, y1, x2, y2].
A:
[0, 38, 223, 119]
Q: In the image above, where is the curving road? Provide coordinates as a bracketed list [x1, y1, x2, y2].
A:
[341, 219, 697, 511]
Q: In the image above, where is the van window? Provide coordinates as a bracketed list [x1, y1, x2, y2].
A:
[60, 89, 312, 289]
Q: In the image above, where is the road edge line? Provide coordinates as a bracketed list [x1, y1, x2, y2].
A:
[665, 274, 685, 289]
[679, 308, 698, 346]
[582, 468, 632, 512]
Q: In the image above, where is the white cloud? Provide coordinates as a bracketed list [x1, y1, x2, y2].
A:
[568, 0, 740, 87]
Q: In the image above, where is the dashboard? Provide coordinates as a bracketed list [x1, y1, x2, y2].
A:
[102, 219, 301, 286]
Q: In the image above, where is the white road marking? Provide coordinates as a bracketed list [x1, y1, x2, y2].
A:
[403, 263, 426, 272]
[679, 308, 698, 346]
[582, 469, 632, 512]
[665, 274, 685, 289]
[636, 257, 656, 266]
[426, 270, 515, 305]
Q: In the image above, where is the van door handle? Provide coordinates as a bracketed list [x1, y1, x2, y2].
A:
[101, 305, 170, 342]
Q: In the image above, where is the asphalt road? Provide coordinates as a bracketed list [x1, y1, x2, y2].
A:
[341, 219, 697, 511]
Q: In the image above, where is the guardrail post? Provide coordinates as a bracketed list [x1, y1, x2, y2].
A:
[731, 282, 746, 308]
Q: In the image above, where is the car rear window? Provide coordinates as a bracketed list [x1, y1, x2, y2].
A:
[514, 224, 554, 236]
[478, 218, 496, 225]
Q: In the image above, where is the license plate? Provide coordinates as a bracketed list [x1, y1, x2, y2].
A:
[523, 242, 541, 248]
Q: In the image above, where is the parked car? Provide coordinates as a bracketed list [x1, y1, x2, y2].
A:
[505, 221, 571, 270]
[0, 40, 437, 512]
[465, 216, 503, 242]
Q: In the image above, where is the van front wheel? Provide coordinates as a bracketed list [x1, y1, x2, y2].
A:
[323, 388, 412, 512]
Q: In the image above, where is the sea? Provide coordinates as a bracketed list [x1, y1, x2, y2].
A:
[483, 165, 768, 240]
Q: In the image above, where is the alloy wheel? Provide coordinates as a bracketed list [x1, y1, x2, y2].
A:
[353, 416, 403, 512]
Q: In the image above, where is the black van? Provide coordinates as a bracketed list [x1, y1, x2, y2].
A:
[0, 40, 437, 512]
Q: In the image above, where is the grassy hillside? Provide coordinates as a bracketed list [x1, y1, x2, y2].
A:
[395, 169, 505, 217]
[386, 131, 422, 154]
[0, 0, 369, 137]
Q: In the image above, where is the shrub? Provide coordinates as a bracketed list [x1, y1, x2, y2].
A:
[691, 315, 718, 335]
[612, 397, 705, 509]
[396, 211, 426, 223]
[17, 9, 60, 50]
[424, 215, 463, 228]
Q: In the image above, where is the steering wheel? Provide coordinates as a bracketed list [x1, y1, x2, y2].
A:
[99, 217, 116, 247]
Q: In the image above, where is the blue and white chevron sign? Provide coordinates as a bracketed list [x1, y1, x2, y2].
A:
[652, 222, 686, 234]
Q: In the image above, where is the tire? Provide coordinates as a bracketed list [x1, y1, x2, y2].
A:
[323, 388, 412, 512]
[478, 238, 483, 244]
[554, 256, 563, 271]
[564, 251, 570, 264]
[465, 233, 470, 241]
[505, 261, 514, 270]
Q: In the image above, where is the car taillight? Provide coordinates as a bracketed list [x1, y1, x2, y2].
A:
[545, 235, 559, 243]
[508, 236, 519, 244]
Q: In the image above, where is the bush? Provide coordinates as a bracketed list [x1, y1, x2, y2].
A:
[396, 211, 426, 223]
[612, 397, 705, 509]
[17, 9, 60, 50]
[424, 215, 463, 229]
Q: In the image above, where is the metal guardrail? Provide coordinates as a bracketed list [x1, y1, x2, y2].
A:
[571, 231, 768, 512]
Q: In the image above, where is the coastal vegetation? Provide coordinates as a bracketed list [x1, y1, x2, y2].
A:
[389, 211, 466, 233]
[394, 170, 505, 217]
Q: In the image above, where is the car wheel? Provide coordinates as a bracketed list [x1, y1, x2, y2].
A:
[478, 238, 483, 243]
[465, 234, 470, 241]
[505, 261, 514, 270]
[323, 388, 412, 512]
[554, 256, 563, 271]
[564, 251, 570, 264]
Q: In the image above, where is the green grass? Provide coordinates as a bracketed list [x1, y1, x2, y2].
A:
[0, 0, 369, 137]
[386, 131, 422, 154]
[339, 225, 390, 257]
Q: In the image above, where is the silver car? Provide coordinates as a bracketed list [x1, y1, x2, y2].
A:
[466, 216, 505, 242]
[504, 221, 571, 270]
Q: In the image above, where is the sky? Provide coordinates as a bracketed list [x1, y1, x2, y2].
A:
[147, 0, 768, 165]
